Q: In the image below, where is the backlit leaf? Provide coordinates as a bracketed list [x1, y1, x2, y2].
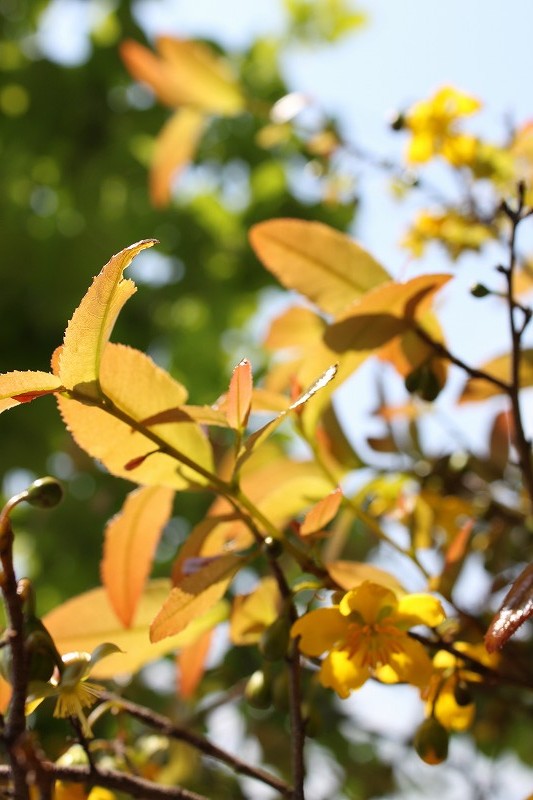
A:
[59, 240, 157, 400]
[459, 350, 533, 403]
[300, 487, 342, 536]
[250, 218, 390, 315]
[121, 37, 245, 115]
[150, 108, 205, 207]
[225, 358, 253, 430]
[101, 486, 175, 628]
[58, 343, 213, 489]
[178, 628, 213, 699]
[230, 577, 282, 645]
[43, 580, 229, 678]
[485, 563, 533, 652]
[0, 371, 62, 414]
[150, 554, 242, 642]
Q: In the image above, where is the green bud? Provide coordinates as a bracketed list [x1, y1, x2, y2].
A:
[414, 717, 449, 765]
[244, 670, 272, 709]
[405, 364, 441, 402]
[390, 111, 406, 131]
[272, 670, 289, 712]
[259, 616, 291, 662]
[25, 477, 63, 509]
[470, 283, 491, 298]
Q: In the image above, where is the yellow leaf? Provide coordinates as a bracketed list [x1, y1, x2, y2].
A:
[250, 219, 390, 315]
[120, 37, 245, 115]
[300, 487, 343, 536]
[150, 108, 205, 207]
[264, 305, 326, 350]
[225, 358, 253, 430]
[230, 577, 282, 645]
[326, 561, 405, 594]
[59, 240, 157, 400]
[43, 579, 228, 678]
[325, 274, 451, 355]
[178, 628, 213, 698]
[459, 351, 533, 402]
[150, 554, 241, 642]
[0, 674, 11, 714]
[101, 486, 175, 628]
[58, 343, 214, 489]
[0, 370, 62, 414]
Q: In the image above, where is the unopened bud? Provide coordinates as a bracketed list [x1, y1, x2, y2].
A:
[25, 477, 63, 509]
[414, 717, 449, 765]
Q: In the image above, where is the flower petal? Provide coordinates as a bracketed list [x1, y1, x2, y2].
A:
[339, 582, 397, 623]
[375, 635, 433, 687]
[319, 649, 369, 697]
[291, 607, 348, 657]
[395, 593, 445, 628]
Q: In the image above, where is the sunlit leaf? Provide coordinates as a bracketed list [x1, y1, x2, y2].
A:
[59, 240, 157, 400]
[300, 487, 342, 536]
[140, 404, 229, 428]
[178, 628, 213, 699]
[264, 305, 326, 350]
[225, 358, 253, 430]
[58, 343, 214, 489]
[250, 218, 390, 315]
[230, 577, 282, 645]
[0, 371, 62, 414]
[43, 580, 229, 678]
[459, 351, 533, 402]
[485, 563, 533, 652]
[150, 554, 242, 642]
[101, 486, 175, 628]
[489, 409, 512, 471]
[326, 561, 405, 594]
[120, 37, 245, 115]
[150, 108, 205, 207]
[325, 274, 451, 355]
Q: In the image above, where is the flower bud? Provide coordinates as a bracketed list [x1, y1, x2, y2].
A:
[453, 680, 473, 707]
[470, 283, 490, 298]
[25, 477, 63, 509]
[414, 717, 449, 765]
[259, 615, 291, 662]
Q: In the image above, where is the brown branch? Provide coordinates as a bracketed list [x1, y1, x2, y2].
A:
[101, 692, 293, 798]
[0, 763, 208, 800]
[0, 513, 30, 800]
[500, 186, 533, 508]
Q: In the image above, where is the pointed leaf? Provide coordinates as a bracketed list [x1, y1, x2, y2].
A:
[101, 486, 175, 628]
[0, 371, 62, 414]
[225, 358, 253, 430]
[178, 628, 213, 698]
[141, 404, 230, 428]
[58, 343, 213, 489]
[250, 218, 390, 315]
[300, 487, 343, 536]
[43, 579, 229, 677]
[150, 108, 205, 207]
[59, 240, 157, 399]
[121, 37, 245, 115]
[485, 563, 533, 652]
[150, 554, 241, 642]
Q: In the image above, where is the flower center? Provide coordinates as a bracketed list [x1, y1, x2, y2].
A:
[344, 622, 404, 669]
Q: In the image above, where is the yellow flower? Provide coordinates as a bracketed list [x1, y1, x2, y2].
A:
[402, 210, 494, 259]
[422, 642, 499, 731]
[27, 643, 121, 737]
[405, 86, 481, 167]
[291, 581, 445, 698]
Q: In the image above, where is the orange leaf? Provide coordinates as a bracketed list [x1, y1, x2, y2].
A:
[0, 371, 62, 414]
[150, 554, 242, 642]
[459, 350, 533, 403]
[326, 561, 405, 594]
[120, 37, 244, 115]
[150, 108, 205, 207]
[300, 487, 343, 536]
[250, 218, 390, 315]
[178, 628, 213, 699]
[43, 579, 229, 678]
[101, 486, 175, 628]
[485, 563, 533, 652]
[58, 343, 213, 490]
[225, 358, 253, 430]
[59, 240, 157, 400]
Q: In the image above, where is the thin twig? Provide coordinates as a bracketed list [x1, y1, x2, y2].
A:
[101, 692, 294, 798]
